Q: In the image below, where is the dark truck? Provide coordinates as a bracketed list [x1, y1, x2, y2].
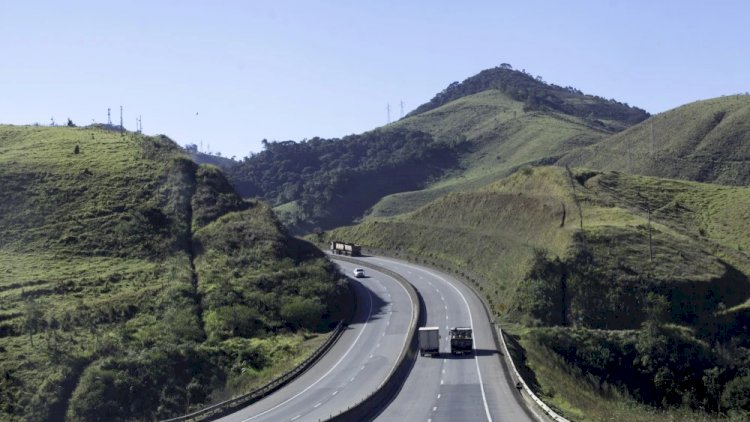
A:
[449, 327, 473, 355]
[329, 240, 361, 256]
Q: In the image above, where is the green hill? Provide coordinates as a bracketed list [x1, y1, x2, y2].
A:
[558, 95, 750, 185]
[371, 87, 621, 217]
[224, 66, 649, 231]
[328, 166, 750, 418]
[0, 125, 345, 421]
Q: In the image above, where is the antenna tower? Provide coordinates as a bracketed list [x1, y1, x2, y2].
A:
[386, 103, 391, 124]
[119, 106, 124, 135]
[107, 108, 111, 125]
[400, 100, 404, 119]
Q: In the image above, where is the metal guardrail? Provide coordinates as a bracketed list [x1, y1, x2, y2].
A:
[326, 255, 421, 422]
[498, 327, 570, 422]
[161, 320, 346, 422]
[359, 247, 570, 422]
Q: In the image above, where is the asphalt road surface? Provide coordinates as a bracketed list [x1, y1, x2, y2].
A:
[216, 261, 414, 422]
[365, 256, 536, 422]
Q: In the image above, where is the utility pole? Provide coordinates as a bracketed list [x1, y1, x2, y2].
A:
[386, 103, 391, 124]
[650, 118, 655, 157]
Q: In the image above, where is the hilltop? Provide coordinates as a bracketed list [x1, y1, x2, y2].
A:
[0, 125, 345, 421]
[558, 95, 750, 185]
[328, 166, 750, 418]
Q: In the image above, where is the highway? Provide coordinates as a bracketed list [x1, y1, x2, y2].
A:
[366, 256, 536, 422]
[215, 260, 414, 422]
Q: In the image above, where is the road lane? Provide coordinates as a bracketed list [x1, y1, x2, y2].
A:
[216, 261, 413, 422]
[366, 256, 535, 422]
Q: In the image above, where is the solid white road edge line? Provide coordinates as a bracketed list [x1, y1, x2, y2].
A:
[240, 279, 374, 422]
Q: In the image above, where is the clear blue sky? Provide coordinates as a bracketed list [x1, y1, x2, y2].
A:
[2, 1, 748, 159]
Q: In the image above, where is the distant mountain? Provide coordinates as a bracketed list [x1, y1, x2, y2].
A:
[225, 65, 649, 231]
[558, 95, 750, 185]
[0, 125, 344, 421]
[365, 66, 649, 217]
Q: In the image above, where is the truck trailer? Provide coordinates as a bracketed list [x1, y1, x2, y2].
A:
[449, 327, 473, 355]
[418, 326, 440, 356]
[329, 240, 362, 257]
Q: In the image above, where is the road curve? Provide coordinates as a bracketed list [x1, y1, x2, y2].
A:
[361, 256, 536, 422]
[215, 261, 414, 422]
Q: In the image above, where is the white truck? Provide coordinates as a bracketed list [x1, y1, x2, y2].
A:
[418, 326, 440, 356]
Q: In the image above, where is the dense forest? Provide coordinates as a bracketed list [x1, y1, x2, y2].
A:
[225, 128, 465, 232]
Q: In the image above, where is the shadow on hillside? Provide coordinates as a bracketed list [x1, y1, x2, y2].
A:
[503, 332, 542, 392]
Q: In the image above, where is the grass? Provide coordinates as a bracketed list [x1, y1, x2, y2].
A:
[0, 125, 345, 421]
[558, 95, 750, 185]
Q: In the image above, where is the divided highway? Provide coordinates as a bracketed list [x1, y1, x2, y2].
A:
[216, 261, 414, 422]
[364, 256, 536, 422]
[216, 254, 535, 422]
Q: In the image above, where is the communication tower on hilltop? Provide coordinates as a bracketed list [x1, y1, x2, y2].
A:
[120, 106, 124, 135]
[107, 108, 112, 125]
[387, 103, 391, 124]
[400, 100, 404, 119]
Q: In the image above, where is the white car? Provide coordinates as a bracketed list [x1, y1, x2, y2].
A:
[353, 268, 365, 278]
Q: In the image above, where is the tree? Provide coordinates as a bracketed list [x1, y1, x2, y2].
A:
[67, 118, 76, 127]
[23, 299, 44, 347]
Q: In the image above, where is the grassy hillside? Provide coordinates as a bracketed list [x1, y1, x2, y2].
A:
[328, 166, 750, 418]
[558, 95, 750, 185]
[0, 125, 345, 421]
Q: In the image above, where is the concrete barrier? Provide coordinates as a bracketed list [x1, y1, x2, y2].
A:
[327, 256, 422, 422]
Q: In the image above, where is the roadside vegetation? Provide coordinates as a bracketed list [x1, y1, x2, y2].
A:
[0, 125, 346, 421]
